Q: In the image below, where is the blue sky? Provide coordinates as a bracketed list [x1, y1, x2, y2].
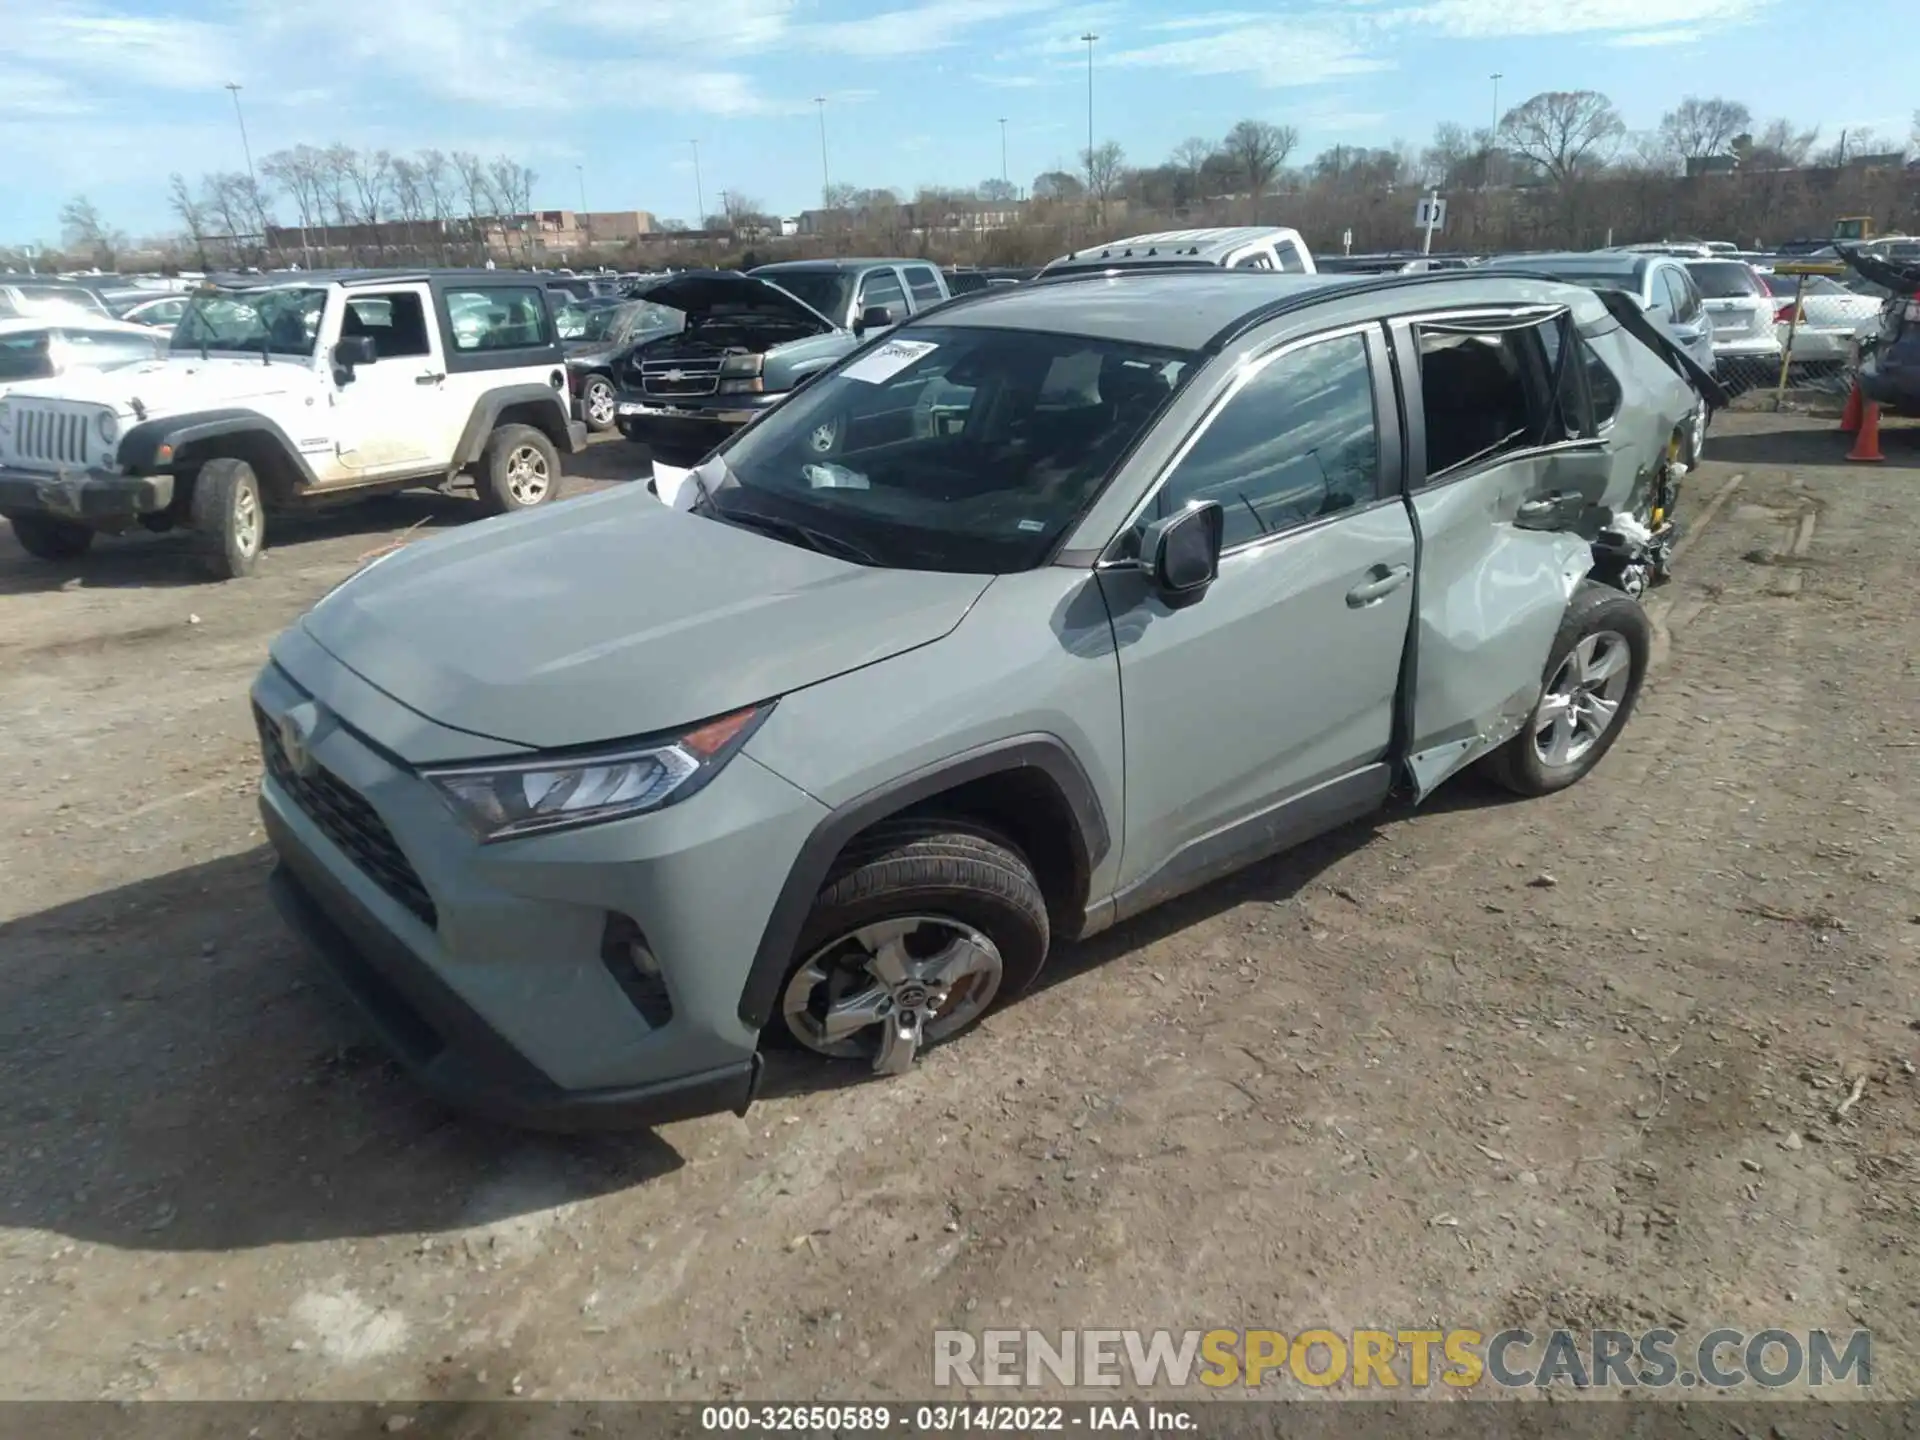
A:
[3, 0, 1915, 245]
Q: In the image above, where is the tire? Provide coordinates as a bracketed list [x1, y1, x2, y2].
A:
[1683, 402, 1708, 467]
[9, 515, 94, 562]
[475, 424, 560, 516]
[188, 457, 264, 580]
[580, 374, 618, 433]
[1485, 580, 1651, 797]
[774, 817, 1050, 1074]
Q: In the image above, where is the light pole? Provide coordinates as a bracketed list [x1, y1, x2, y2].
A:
[1490, 72, 1503, 136]
[224, 82, 261, 261]
[1080, 33, 1098, 195]
[1487, 71, 1504, 190]
[999, 117, 1009, 186]
[690, 140, 705, 228]
[575, 164, 587, 214]
[815, 96, 831, 204]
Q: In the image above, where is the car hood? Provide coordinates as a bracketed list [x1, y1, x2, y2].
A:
[637, 270, 840, 333]
[299, 488, 993, 751]
[4, 355, 310, 414]
[563, 341, 626, 366]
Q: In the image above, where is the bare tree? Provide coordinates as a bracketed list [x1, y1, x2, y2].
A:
[978, 177, 1018, 203]
[320, 144, 357, 228]
[167, 174, 211, 270]
[1221, 119, 1299, 219]
[488, 157, 537, 260]
[720, 189, 765, 233]
[201, 174, 253, 264]
[1171, 136, 1216, 181]
[1658, 96, 1752, 162]
[262, 145, 327, 265]
[1500, 90, 1625, 184]
[1080, 141, 1126, 223]
[58, 195, 124, 269]
[452, 151, 495, 260]
[1738, 118, 1819, 170]
[341, 148, 394, 256]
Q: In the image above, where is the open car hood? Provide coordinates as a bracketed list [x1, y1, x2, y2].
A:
[634, 270, 840, 334]
[1836, 243, 1920, 294]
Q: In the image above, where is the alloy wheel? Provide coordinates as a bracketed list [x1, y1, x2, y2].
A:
[586, 380, 616, 428]
[505, 444, 552, 505]
[232, 482, 261, 556]
[781, 916, 1004, 1075]
[1532, 629, 1632, 769]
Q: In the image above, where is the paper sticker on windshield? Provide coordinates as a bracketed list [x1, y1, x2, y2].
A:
[841, 338, 939, 384]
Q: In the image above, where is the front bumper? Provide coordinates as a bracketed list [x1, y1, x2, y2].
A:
[252, 644, 827, 1131]
[0, 463, 172, 522]
[615, 390, 784, 438]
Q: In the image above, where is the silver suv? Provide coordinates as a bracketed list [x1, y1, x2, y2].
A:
[255, 268, 1711, 1129]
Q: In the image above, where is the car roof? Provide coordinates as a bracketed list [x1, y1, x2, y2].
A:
[1497, 252, 1650, 274]
[926, 268, 1607, 351]
[0, 316, 158, 337]
[195, 269, 558, 292]
[1047, 226, 1306, 269]
[751, 259, 927, 274]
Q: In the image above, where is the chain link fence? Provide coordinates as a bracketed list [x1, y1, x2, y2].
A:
[1714, 258, 1886, 408]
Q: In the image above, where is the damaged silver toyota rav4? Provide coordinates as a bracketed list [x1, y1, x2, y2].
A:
[254, 269, 1717, 1130]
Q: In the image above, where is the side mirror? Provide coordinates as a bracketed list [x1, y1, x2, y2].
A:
[854, 304, 896, 335]
[1141, 501, 1224, 603]
[333, 335, 377, 371]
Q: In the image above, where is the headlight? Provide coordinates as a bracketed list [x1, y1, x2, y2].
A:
[423, 703, 770, 842]
[718, 353, 764, 378]
[96, 411, 118, 444]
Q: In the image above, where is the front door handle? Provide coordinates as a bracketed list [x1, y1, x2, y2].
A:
[1346, 563, 1412, 608]
[1517, 491, 1580, 528]
[416, 372, 446, 386]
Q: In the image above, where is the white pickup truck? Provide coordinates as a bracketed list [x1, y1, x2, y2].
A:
[0, 270, 586, 579]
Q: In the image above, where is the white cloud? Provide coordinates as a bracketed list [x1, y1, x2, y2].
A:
[8, 2, 237, 90]
[1606, 26, 1702, 44]
[1395, 0, 1757, 37]
[1102, 21, 1393, 88]
[793, 0, 1056, 57]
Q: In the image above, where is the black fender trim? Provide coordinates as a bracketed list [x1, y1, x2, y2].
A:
[116, 410, 318, 485]
[735, 734, 1112, 1031]
[453, 385, 577, 466]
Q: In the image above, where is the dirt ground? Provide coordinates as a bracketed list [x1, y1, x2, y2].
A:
[1, 417, 1916, 1402]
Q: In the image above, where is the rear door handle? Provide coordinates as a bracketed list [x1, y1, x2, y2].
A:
[416, 372, 446, 386]
[1346, 563, 1412, 608]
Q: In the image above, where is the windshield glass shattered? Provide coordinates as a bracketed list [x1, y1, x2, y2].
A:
[697, 324, 1194, 575]
[170, 287, 328, 357]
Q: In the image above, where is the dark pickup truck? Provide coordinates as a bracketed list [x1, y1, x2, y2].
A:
[613, 259, 952, 467]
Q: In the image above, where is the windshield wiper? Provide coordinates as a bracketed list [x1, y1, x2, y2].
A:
[714, 506, 876, 565]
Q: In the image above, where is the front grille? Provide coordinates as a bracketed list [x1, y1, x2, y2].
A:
[255, 705, 438, 929]
[12, 406, 94, 467]
[641, 356, 722, 397]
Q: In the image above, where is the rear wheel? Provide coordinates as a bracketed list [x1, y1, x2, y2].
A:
[581, 374, 618, 433]
[475, 424, 560, 516]
[188, 457, 264, 579]
[1485, 581, 1650, 797]
[775, 818, 1050, 1074]
[9, 515, 95, 562]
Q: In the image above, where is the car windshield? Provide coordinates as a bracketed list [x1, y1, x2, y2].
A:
[171, 287, 328, 356]
[695, 324, 1195, 574]
[13, 284, 111, 319]
[753, 270, 851, 323]
[1688, 262, 1762, 298]
[1764, 273, 1844, 297]
[562, 299, 679, 343]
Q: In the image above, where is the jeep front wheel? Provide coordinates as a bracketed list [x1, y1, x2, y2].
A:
[9, 515, 95, 563]
[476, 424, 560, 515]
[188, 458, 264, 580]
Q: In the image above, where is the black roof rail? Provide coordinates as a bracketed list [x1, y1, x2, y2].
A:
[1201, 267, 1566, 353]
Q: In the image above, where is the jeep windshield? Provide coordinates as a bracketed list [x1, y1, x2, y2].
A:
[170, 286, 328, 357]
[694, 324, 1194, 574]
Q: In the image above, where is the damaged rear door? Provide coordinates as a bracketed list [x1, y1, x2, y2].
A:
[1389, 306, 1608, 798]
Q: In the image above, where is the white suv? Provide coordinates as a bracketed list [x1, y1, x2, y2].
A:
[0, 271, 586, 579]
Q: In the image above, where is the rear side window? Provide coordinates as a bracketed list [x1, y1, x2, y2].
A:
[1147, 333, 1380, 548]
[1687, 262, 1762, 299]
[1232, 251, 1275, 271]
[903, 265, 944, 304]
[1276, 242, 1309, 274]
[443, 286, 552, 352]
[1417, 328, 1541, 478]
[1581, 338, 1623, 427]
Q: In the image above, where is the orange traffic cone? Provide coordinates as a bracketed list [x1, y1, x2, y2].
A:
[1840, 379, 1863, 434]
[1846, 400, 1884, 463]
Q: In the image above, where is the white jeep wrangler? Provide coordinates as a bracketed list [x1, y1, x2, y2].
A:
[0, 271, 587, 579]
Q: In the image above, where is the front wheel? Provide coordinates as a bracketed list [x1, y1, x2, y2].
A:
[581, 375, 618, 433]
[1485, 581, 1650, 797]
[9, 515, 95, 562]
[188, 457, 264, 579]
[776, 818, 1050, 1075]
[475, 424, 560, 515]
